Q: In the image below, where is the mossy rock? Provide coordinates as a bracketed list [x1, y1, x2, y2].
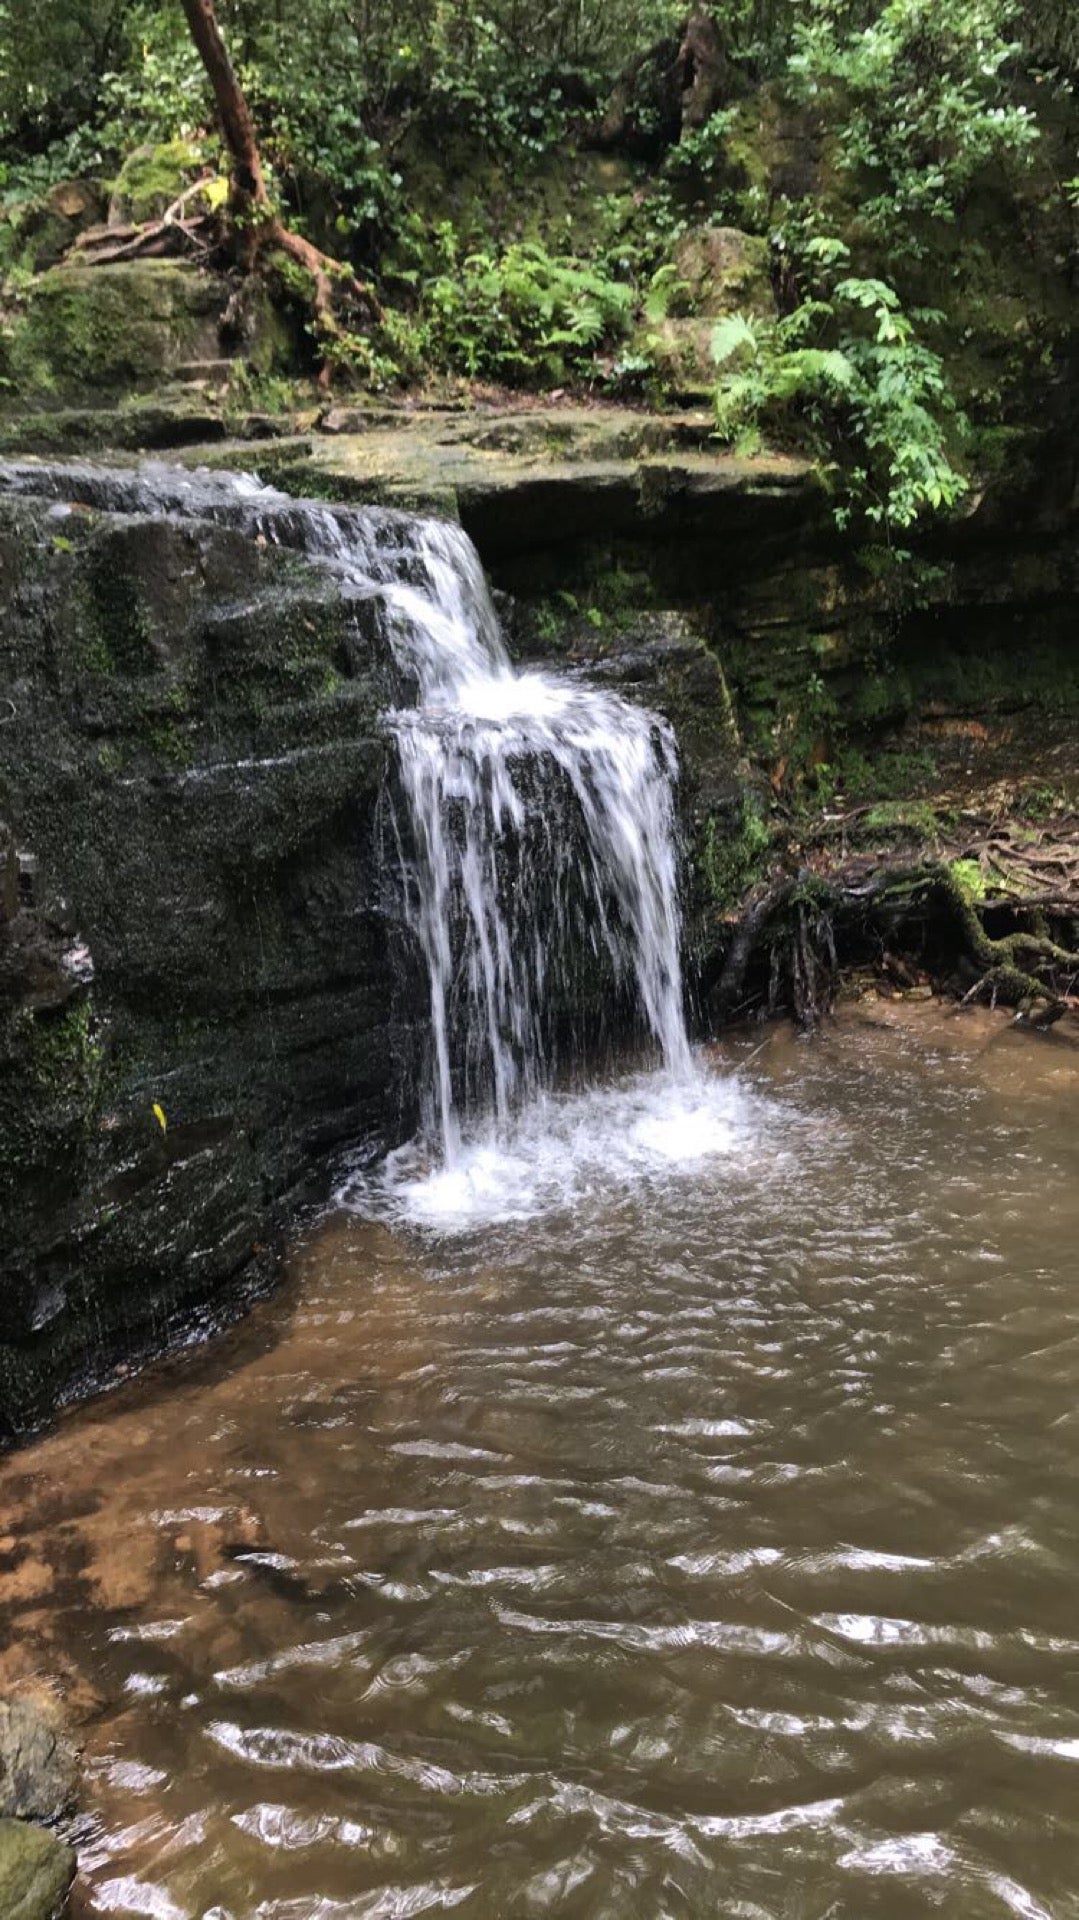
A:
[673, 226, 773, 317]
[0, 181, 105, 276]
[634, 227, 774, 399]
[720, 85, 833, 212]
[107, 140, 204, 225]
[4, 261, 229, 403]
[0, 1820, 75, 1920]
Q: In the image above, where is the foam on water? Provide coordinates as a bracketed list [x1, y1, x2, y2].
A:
[340, 1061, 762, 1231]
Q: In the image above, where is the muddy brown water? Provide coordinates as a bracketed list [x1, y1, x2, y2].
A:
[3, 1003, 1079, 1918]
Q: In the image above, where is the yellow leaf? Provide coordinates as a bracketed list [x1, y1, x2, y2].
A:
[152, 1103, 167, 1135]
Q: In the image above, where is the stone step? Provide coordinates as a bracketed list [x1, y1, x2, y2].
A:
[175, 358, 235, 383]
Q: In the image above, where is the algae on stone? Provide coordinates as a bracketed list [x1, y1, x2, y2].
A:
[0, 1821, 74, 1920]
[5, 262, 228, 402]
[107, 140, 207, 225]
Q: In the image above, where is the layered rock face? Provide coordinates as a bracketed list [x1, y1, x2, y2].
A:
[0, 480, 419, 1438]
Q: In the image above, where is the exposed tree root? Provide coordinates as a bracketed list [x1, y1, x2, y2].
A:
[178, 0, 380, 383]
[711, 835, 1079, 1033]
[712, 875, 838, 1028]
[73, 185, 218, 264]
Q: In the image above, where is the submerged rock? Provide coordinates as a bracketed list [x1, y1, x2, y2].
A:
[0, 1819, 75, 1920]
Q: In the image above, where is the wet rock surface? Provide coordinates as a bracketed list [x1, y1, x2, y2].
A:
[194, 405, 821, 554]
[0, 473, 422, 1438]
[0, 1696, 78, 1823]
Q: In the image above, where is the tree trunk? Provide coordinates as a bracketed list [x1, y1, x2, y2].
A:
[178, 0, 378, 377]
[675, 8, 732, 132]
[179, 0, 269, 229]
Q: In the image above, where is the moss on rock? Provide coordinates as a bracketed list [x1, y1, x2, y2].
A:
[5, 262, 228, 403]
[0, 1820, 74, 1920]
[107, 140, 205, 225]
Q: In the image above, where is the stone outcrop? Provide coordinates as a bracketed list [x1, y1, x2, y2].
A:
[1, 411, 1078, 1437]
[198, 404, 822, 557]
[635, 225, 774, 400]
[0, 478, 422, 1437]
[0, 259, 291, 424]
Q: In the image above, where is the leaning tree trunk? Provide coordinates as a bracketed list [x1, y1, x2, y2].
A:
[180, 0, 270, 241]
[178, 0, 377, 379]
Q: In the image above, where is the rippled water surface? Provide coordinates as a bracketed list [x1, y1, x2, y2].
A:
[4, 1005, 1079, 1919]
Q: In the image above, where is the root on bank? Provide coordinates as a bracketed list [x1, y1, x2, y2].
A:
[177, 0, 379, 383]
[711, 837, 1079, 1031]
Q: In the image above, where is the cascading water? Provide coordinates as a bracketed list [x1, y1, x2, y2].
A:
[377, 517, 693, 1161]
[1, 459, 740, 1225]
[0, 460, 693, 1145]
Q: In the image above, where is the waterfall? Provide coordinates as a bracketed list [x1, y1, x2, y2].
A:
[378, 518, 692, 1159]
[0, 460, 693, 1165]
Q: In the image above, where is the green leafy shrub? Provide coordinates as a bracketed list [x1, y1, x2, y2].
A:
[789, 0, 1038, 244]
[414, 233, 634, 384]
[711, 244, 969, 532]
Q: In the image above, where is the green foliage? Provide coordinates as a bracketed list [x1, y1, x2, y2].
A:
[711, 255, 969, 532]
[384, 232, 634, 385]
[0, 0, 1071, 447]
[863, 799, 942, 839]
[950, 855, 989, 900]
[701, 796, 771, 912]
[96, 6, 211, 148]
[0, 3, 213, 203]
[837, 744, 939, 799]
[788, 0, 1038, 244]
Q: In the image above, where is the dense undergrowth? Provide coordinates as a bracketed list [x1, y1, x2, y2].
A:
[0, 0, 1077, 539]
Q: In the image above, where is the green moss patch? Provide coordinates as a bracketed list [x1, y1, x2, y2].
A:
[6, 261, 226, 401]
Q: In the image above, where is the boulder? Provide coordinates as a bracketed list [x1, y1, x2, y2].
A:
[641, 227, 773, 401]
[4, 261, 231, 403]
[107, 140, 205, 226]
[672, 226, 773, 317]
[0, 1820, 75, 1920]
[0, 181, 105, 275]
[0, 1696, 79, 1822]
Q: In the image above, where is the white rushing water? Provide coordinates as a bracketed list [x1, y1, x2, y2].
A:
[358, 1069, 761, 1229]
[375, 517, 693, 1161]
[0, 460, 735, 1221]
[336, 517, 751, 1230]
